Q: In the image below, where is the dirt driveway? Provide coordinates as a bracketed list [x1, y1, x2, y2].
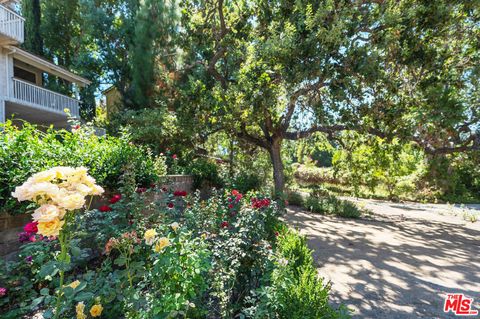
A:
[285, 199, 480, 318]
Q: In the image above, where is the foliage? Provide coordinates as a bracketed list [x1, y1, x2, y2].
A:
[243, 227, 349, 318]
[286, 191, 304, 207]
[167, 0, 480, 195]
[304, 195, 361, 219]
[1, 182, 345, 318]
[231, 172, 264, 194]
[0, 121, 160, 215]
[293, 164, 341, 186]
[186, 158, 224, 190]
[332, 133, 424, 199]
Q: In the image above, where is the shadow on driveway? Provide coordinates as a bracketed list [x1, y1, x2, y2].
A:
[285, 206, 480, 319]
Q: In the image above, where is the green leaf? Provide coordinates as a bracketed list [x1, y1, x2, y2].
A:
[40, 288, 50, 296]
[74, 292, 94, 302]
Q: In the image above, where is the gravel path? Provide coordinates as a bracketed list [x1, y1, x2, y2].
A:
[285, 199, 480, 318]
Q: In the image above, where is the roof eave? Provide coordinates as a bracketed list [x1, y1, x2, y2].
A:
[6, 46, 92, 87]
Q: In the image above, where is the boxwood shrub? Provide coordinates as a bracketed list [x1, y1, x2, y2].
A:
[0, 121, 159, 214]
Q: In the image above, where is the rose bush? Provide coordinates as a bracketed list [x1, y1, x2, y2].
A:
[0, 182, 346, 318]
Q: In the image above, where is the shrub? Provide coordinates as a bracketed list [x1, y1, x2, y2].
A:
[0, 121, 159, 214]
[243, 228, 348, 318]
[293, 165, 342, 186]
[232, 172, 263, 194]
[305, 195, 361, 219]
[187, 158, 223, 190]
[1, 175, 344, 318]
[287, 191, 304, 206]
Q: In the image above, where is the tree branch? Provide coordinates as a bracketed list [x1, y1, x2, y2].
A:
[206, 0, 228, 89]
[278, 81, 326, 134]
[237, 124, 269, 149]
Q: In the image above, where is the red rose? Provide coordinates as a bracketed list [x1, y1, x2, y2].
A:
[162, 187, 168, 192]
[99, 205, 112, 212]
[24, 222, 38, 234]
[251, 198, 271, 209]
[275, 231, 279, 237]
[172, 154, 178, 159]
[227, 197, 233, 202]
[73, 124, 80, 130]
[109, 194, 122, 204]
[232, 190, 240, 196]
[136, 187, 147, 193]
[221, 221, 229, 228]
[167, 202, 174, 209]
[228, 204, 234, 209]
[174, 190, 187, 197]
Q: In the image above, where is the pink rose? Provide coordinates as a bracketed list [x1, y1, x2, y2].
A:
[24, 222, 38, 234]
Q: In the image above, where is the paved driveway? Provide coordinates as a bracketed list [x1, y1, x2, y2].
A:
[285, 199, 480, 318]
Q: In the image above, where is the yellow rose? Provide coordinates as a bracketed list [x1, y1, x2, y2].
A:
[29, 182, 60, 202]
[75, 183, 92, 196]
[32, 204, 63, 222]
[52, 166, 75, 180]
[90, 304, 103, 317]
[37, 218, 65, 237]
[57, 193, 85, 211]
[11, 182, 33, 201]
[154, 237, 170, 252]
[68, 280, 81, 289]
[76, 302, 86, 319]
[89, 184, 104, 196]
[170, 222, 180, 232]
[30, 170, 56, 183]
[67, 167, 89, 184]
[144, 229, 157, 246]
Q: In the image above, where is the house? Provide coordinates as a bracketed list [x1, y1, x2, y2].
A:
[102, 85, 121, 120]
[0, 0, 91, 129]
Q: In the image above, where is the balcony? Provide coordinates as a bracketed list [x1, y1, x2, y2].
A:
[11, 78, 80, 117]
[0, 4, 24, 44]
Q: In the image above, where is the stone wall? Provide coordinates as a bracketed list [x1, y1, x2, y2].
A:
[160, 175, 194, 193]
[0, 213, 31, 259]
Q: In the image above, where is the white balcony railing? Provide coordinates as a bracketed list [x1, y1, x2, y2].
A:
[0, 4, 24, 43]
[12, 78, 80, 117]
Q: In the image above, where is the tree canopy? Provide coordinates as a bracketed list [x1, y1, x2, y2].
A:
[170, 0, 479, 193]
[20, 0, 480, 194]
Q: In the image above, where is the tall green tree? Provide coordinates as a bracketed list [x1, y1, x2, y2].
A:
[22, 0, 43, 55]
[129, 0, 178, 108]
[172, 0, 479, 194]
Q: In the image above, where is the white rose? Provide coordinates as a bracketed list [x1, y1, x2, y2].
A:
[32, 204, 63, 222]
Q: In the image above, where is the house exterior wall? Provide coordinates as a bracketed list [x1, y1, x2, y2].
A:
[0, 46, 14, 123]
[0, 48, 7, 122]
[104, 86, 122, 119]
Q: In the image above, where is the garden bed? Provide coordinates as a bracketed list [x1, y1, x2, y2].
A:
[0, 179, 347, 318]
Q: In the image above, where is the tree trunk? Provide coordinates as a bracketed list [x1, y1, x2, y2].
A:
[269, 139, 285, 196]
